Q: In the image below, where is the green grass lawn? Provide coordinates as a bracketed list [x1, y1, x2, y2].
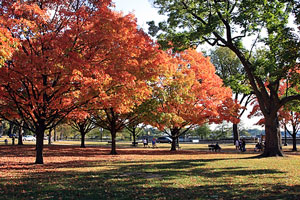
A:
[0, 143, 300, 199]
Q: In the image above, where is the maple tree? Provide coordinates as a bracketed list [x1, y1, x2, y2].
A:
[0, 0, 140, 163]
[147, 49, 239, 151]
[124, 108, 147, 147]
[87, 12, 166, 154]
[280, 108, 300, 152]
[68, 109, 95, 148]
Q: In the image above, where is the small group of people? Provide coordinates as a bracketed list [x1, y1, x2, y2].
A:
[235, 139, 246, 152]
[143, 138, 157, 148]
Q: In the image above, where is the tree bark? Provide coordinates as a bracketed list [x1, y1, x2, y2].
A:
[35, 126, 45, 164]
[18, 123, 23, 145]
[261, 115, 284, 157]
[80, 132, 86, 148]
[110, 128, 117, 155]
[54, 126, 57, 141]
[233, 123, 239, 145]
[292, 133, 297, 151]
[171, 136, 177, 151]
[170, 128, 180, 151]
[48, 128, 52, 145]
[292, 125, 297, 151]
[132, 129, 137, 147]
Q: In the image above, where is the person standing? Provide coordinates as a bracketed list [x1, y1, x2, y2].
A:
[241, 139, 246, 152]
[152, 138, 156, 148]
[235, 140, 240, 151]
[143, 138, 147, 147]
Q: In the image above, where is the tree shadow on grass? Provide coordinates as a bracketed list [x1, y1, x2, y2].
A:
[0, 154, 292, 199]
[0, 161, 295, 200]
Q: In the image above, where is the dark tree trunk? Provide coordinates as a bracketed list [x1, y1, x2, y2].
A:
[54, 127, 57, 141]
[0, 120, 3, 136]
[110, 128, 117, 155]
[48, 128, 52, 145]
[292, 126, 297, 151]
[80, 131, 86, 148]
[35, 126, 45, 164]
[132, 129, 136, 147]
[284, 126, 287, 146]
[261, 115, 284, 157]
[18, 123, 23, 145]
[9, 121, 14, 136]
[171, 136, 177, 151]
[233, 123, 239, 145]
[292, 133, 297, 151]
[170, 128, 179, 151]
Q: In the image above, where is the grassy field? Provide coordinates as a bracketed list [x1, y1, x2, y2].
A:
[1, 142, 300, 200]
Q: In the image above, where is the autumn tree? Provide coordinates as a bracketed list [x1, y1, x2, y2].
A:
[68, 112, 95, 148]
[209, 47, 254, 145]
[88, 13, 166, 154]
[280, 106, 300, 151]
[0, 0, 125, 164]
[148, 49, 239, 151]
[125, 109, 147, 147]
[149, 0, 300, 157]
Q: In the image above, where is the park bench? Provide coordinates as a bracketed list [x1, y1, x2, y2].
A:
[131, 142, 138, 146]
[107, 141, 112, 144]
[208, 144, 221, 152]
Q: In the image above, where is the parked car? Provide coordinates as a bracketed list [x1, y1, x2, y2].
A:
[179, 137, 192, 142]
[156, 136, 172, 143]
[23, 135, 36, 141]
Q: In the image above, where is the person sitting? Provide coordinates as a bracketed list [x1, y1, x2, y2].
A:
[254, 142, 262, 152]
[215, 142, 221, 152]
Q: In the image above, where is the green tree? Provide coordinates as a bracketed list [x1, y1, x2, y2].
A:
[149, 0, 300, 157]
[193, 124, 211, 139]
[209, 47, 254, 145]
[211, 122, 232, 139]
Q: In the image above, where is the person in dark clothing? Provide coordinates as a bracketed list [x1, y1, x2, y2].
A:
[215, 142, 221, 152]
[241, 139, 246, 152]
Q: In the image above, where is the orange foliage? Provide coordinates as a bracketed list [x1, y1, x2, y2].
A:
[149, 48, 239, 131]
[0, 0, 165, 162]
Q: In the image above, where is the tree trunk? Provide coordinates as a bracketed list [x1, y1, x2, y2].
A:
[35, 127, 45, 164]
[261, 115, 284, 157]
[18, 123, 23, 145]
[233, 123, 239, 145]
[9, 121, 14, 137]
[48, 128, 52, 145]
[133, 129, 136, 147]
[284, 126, 287, 146]
[0, 120, 3, 136]
[110, 129, 117, 155]
[171, 136, 177, 151]
[292, 133, 297, 151]
[292, 125, 297, 151]
[80, 132, 86, 148]
[54, 126, 57, 141]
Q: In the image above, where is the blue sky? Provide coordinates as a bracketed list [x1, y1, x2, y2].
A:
[113, 0, 166, 30]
